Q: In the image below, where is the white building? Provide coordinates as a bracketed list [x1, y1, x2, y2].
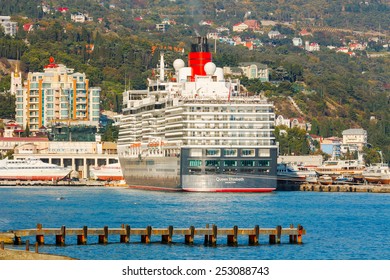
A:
[268, 30, 281, 39]
[275, 115, 291, 128]
[238, 62, 269, 82]
[292, 37, 303, 47]
[342, 128, 367, 151]
[10, 64, 22, 96]
[305, 41, 320, 52]
[233, 23, 248, 32]
[12, 57, 101, 134]
[0, 16, 17, 37]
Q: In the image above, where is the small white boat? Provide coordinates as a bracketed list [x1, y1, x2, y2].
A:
[277, 163, 318, 183]
[333, 174, 354, 184]
[90, 162, 124, 181]
[318, 175, 333, 185]
[362, 164, 390, 184]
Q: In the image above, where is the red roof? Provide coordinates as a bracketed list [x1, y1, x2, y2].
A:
[57, 7, 69, 12]
[44, 56, 59, 68]
[23, 23, 33, 32]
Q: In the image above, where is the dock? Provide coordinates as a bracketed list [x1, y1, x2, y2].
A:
[1, 224, 305, 247]
[299, 183, 390, 193]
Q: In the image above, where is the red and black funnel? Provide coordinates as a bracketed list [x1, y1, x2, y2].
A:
[188, 37, 212, 78]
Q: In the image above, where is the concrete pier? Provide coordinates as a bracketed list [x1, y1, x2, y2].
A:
[299, 183, 390, 193]
[2, 223, 306, 246]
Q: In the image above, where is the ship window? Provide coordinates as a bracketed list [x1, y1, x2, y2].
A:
[189, 168, 202, 174]
[258, 169, 270, 174]
[223, 160, 237, 167]
[223, 149, 237, 157]
[241, 149, 255, 157]
[241, 160, 256, 167]
[206, 149, 220, 157]
[259, 149, 270, 157]
[205, 168, 217, 174]
[258, 160, 270, 167]
[241, 168, 255, 174]
[189, 160, 202, 167]
[205, 160, 220, 167]
[222, 168, 237, 174]
[190, 149, 202, 157]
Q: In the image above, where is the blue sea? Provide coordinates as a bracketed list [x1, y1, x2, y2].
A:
[0, 186, 389, 260]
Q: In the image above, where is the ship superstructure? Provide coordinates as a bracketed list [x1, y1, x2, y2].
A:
[117, 37, 278, 192]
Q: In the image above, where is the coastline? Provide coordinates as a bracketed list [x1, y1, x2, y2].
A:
[0, 248, 75, 260]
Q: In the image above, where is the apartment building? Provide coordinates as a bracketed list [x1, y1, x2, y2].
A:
[13, 57, 101, 134]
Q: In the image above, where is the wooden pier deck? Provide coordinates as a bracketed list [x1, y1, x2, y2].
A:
[1, 224, 305, 247]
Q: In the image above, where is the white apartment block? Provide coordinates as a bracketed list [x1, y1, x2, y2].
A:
[0, 16, 17, 37]
[13, 57, 101, 134]
[342, 128, 367, 151]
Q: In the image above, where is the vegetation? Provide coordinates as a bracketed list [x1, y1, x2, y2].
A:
[0, 0, 388, 161]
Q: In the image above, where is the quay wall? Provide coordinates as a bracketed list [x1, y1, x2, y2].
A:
[298, 183, 390, 193]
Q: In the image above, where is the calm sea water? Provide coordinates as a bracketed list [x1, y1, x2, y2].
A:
[0, 186, 389, 260]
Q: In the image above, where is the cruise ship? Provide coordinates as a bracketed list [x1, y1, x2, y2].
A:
[117, 37, 278, 192]
[0, 158, 72, 181]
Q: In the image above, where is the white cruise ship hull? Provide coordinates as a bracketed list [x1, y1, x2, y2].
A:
[0, 158, 71, 181]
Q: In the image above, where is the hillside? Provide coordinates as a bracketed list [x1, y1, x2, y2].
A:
[0, 0, 389, 160]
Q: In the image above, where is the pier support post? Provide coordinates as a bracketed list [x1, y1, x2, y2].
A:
[56, 226, 66, 246]
[35, 242, 38, 253]
[162, 226, 173, 244]
[36, 223, 44, 245]
[141, 226, 152, 243]
[204, 224, 209, 245]
[77, 226, 88, 245]
[289, 224, 295, 244]
[185, 226, 195, 244]
[297, 225, 303, 244]
[99, 226, 108, 244]
[249, 225, 259, 245]
[276, 225, 282, 244]
[208, 224, 217, 246]
[120, 224, 130, 243]
[25, 240, 30, 251]
[0, 241, 4, 250]
[14, 236, 22, 245]
[227, 225, 238, 246]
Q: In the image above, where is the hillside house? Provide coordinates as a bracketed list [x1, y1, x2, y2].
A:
[305, 41, 320, 52]
[238, 62, 269, 81]
[233, 23, 248, 32]
[244, 20, 260, 31]
[292, 37, 303, 47]
[342, 128, 367, 151]
[268, 30, 281, 39]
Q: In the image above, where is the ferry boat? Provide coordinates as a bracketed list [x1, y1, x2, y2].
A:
[277, 163, 318, 183]
[362, 164, 390, 184]
[315, 159, 365, 179]
[90, 162, 124, 181]
[117, 37, 278, 192]
[0, 158, 71, 181]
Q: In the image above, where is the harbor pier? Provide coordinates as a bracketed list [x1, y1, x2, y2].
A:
[299, 183, 390, 193]
[2, 223, 306, 247]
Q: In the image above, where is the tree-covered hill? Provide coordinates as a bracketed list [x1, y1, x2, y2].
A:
[0, 0, 389, 160]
